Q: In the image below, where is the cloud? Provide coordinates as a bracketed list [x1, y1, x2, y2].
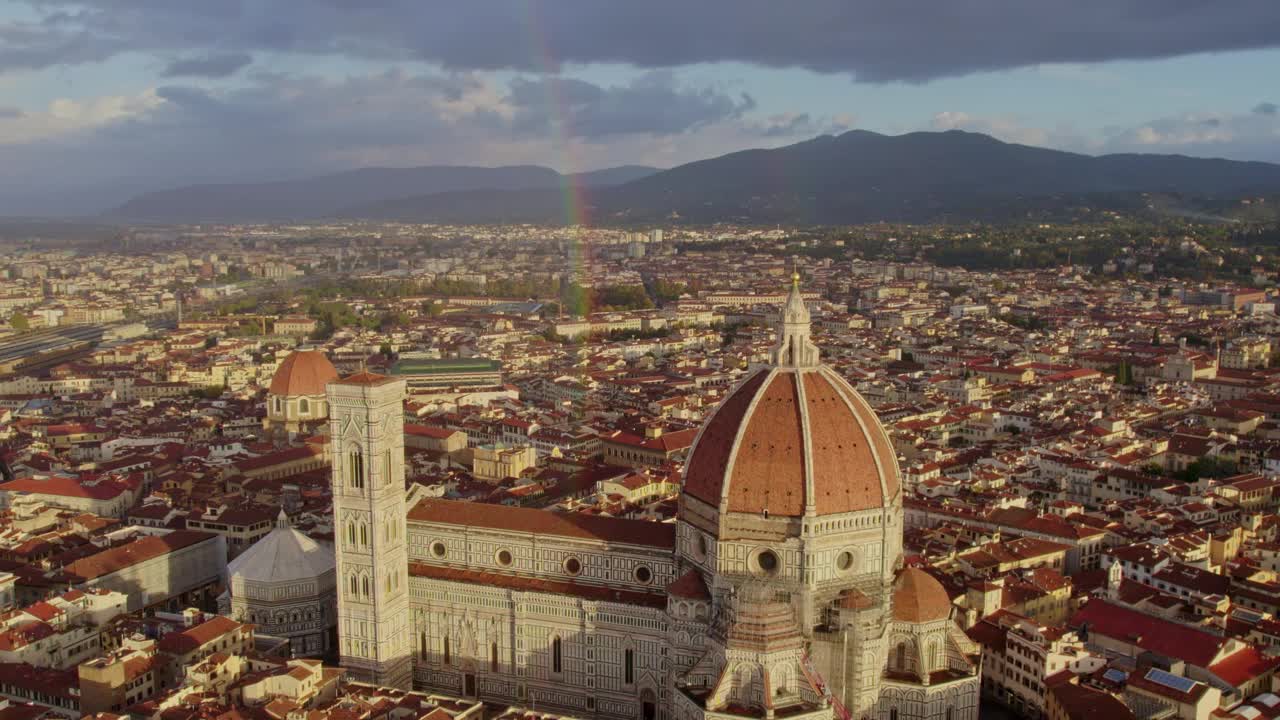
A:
[930, 111, 1057, 148]
[0, 69, 803, 212]
[505, 71, 754, 138]
[162, 52, 252, 78]
[3, 1, 1280, 82]
[749, 112, 855, 138]
[1103, 108, 1280, 161]
[927, 105, 1280, 163]
[1255, 102, 1278, 116]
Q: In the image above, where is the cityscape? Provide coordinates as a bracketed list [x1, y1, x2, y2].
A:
[4, 4, 1280, 720]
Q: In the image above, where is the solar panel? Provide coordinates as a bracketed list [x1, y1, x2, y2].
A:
[1234, 608, 1265, 624]
[1145, 668, 1197, 694]
[1103, 669, 1129, 683]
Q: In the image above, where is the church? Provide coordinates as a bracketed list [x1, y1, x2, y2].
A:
[324, 276, 981, 720]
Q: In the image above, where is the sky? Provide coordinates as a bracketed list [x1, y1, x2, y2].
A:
[1, 1, 1279, 215]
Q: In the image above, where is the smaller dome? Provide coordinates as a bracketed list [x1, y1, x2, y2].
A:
[892, 567, 952, 623]
[269, 350, 338, 397]
[227, 521, 335, 585]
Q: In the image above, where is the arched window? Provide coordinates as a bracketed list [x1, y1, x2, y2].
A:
[491, 642, 500, 672]
[444, 636, 452, 665]
[299, 397, 310, 414]
[552, 637, 562, 673]
[895, 642, 907, 670]
[273, 397, 282, 414]
[346, 521, 355, 547]
[624, 648, 634, 684]
[928, 640, 940, 671]
[890, 709, 898, 720]
[421, 632, 429, 660]
[362, 576, 370, 598]
[349, 449, 365, 489]
[359, 523, 368, 547]
[349, 574, 358, 597]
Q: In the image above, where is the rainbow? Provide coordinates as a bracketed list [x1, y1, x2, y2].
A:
[523, 0, 592, 304]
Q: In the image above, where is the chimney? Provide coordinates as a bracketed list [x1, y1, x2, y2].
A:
[645, 425, 663, 439]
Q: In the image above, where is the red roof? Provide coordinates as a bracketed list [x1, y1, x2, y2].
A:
[158, 615, 245, 655]
[407, 497, 674, 549]
[683, 366, 898, 517]
[268, 350, 337, 396]
[667, 569, 710, 600]
[1208, 645, 1280, 687]
[63, 531, 216, 581]
[409, 563, 666, 609]
[1070, 600, 1226, 667]
[0, 474, 131, 500]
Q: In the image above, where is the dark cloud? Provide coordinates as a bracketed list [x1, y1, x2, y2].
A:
[5, 1, 1280, 81]
[0, 69, 773, 212]
[1255, 102, 1279, 116]
[506, 72, 754, 137]
[162, 52, 252, 78]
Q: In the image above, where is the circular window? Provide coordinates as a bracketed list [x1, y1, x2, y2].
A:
[496, 550, 513, 566]
[564, 557, 582, 575]
[836, 550, 854, 571]
[430, 541, 447, 558]
[634, 565, 653, 584]
[755, 549, 780, 576]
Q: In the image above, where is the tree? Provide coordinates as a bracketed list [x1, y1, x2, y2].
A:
[8, 313, 28, 331]
[1115, 361, 1134, 386]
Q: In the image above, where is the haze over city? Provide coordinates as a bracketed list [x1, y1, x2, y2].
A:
[5, 5, 1280, 720]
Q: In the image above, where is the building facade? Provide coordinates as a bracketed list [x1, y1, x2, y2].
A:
[328, 278, 981, 720]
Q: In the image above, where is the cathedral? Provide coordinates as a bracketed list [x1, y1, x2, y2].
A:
[325, 276, 981, 720]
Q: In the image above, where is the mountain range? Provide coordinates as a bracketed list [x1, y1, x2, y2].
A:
[108, 130, 1280, 225]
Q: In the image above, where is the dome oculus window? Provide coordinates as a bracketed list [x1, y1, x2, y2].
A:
[564, 557, 582, 575]
[496, 549, 513, 567]
[634, 565, 653, 584]
[430, 541, 446, 558]
[836, 550, 854, 571]
[755, 549, 780, 576]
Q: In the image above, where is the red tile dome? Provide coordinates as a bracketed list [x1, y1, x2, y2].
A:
[269, 350, 338, 397]
[682, 364, 899, 518]
[892, 567, 953, 623]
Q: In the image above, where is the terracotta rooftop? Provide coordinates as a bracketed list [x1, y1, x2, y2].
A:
[893, 567, 953, 623]
[409, 562, 667, 609]
[63, 530, 216, 581]
[333, 370, 398, 387]
[268, 350, 337, 396]
[683, 366, 899, 518]
[407, 497, 675, 549]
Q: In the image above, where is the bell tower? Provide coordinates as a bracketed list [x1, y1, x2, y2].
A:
[328, 371, 412, 688]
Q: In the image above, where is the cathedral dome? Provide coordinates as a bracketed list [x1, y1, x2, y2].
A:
[892, 567, 952, 623]
[682, 273, 899, 520]
[683, 365, 899, 517]
[269, 350, 338, 397]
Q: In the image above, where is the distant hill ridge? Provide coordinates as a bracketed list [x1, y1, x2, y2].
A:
[111, 130, 1280, 224]
[109, 164, 659, 222]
